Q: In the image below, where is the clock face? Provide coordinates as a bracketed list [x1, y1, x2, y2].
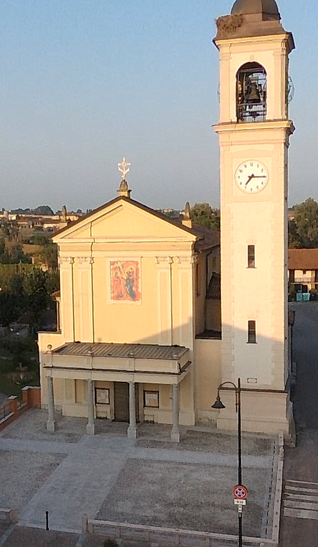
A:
[235, 160, 269, 194]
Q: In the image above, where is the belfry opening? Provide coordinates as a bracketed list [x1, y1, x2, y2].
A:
[236, 62, 267, 122]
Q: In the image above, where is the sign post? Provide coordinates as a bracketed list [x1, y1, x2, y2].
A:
[232, 484, 248, 529]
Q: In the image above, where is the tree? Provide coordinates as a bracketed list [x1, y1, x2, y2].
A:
[288, 219, 302, 248]
[39, 242, 58, 270]
[45, 270, 59, 295]
[23, 270, 51, 332]
[190, 203, 220, 231]
[0, 267, 25, 294]
[30, 233, 49, 246]
[3, 241, 31, 264]
[0, 292, 22, 328]
[289, 198, 318, 248]
[2, 221, 18, 241]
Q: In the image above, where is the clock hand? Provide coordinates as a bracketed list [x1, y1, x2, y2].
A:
[245, 174, 254, 186]
[252, 175, 266, 178]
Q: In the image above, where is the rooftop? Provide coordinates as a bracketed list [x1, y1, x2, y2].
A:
[288, 248, 318, 270]
[51, 342, 189, 360]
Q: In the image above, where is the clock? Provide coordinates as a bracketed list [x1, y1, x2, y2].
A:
[235, 160, 269, 193]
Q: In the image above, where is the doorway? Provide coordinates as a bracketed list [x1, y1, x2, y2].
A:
[114, 382, 139, 422]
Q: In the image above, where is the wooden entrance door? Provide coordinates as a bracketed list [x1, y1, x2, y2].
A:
[113, 382, 139, 422]
[114, 382, 129, 422]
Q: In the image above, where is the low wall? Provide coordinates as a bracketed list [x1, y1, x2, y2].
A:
[83, 516, 277, 547]
[0, 386, 41, 432]
[0, 507, 18, 524]
[22, 385, 41, 408]
[272, 432, 284, 546]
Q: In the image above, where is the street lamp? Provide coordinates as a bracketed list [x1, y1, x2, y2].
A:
[212, 378, 243, 547]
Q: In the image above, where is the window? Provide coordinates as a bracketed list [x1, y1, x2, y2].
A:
[144, 390, 159, 408]
[95, 388, 110, 405]
[247, 245, 255, 268]
[247, 321, 256, 344]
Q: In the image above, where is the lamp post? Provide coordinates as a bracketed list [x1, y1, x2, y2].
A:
[212, 378, 243, 547]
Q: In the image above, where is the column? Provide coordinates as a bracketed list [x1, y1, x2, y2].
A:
[127, 381, 137, 439]
[46, 376, 57, 432]
[86, 379, 95, 435]
[171, 383, 180, 442]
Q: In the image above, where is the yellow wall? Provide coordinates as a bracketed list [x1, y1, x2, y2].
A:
[53, 201, 198, 350]
[195, 339, 222, 423]
[194, 254, 206, 335]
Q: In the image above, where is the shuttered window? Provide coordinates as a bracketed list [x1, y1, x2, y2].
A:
[248, 320, 256, 343]
[248, 245, 255, 268]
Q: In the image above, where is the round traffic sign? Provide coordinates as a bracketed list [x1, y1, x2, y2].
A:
[232, 484, 248, 500]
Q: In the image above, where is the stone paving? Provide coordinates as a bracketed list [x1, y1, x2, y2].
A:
[0, 527, 152, 547]
[0, 410, 278, 546]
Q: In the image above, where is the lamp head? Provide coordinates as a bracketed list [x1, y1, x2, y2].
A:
[211, 396, 226, 409]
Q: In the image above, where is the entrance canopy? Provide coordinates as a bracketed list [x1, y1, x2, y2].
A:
[44, 342, 191, 385]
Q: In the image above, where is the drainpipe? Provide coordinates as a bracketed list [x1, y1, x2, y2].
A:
[169, 257, 173, 345]
[90, 239, 95, 343]
[70, 257, 75, 341]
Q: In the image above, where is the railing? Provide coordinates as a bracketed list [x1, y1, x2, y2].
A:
[0, 387, 41, 432]
[237, 101, 266, 123]
[294, 277, 315, 284]
[17, 399, 27, 411]
[0, 402, 12, 422]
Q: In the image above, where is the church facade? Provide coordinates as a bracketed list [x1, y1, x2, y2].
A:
[38, 181, 221, 440]
[38, 0, 295, 439]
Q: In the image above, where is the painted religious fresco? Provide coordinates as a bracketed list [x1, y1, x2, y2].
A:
[110, 260, 141, 302]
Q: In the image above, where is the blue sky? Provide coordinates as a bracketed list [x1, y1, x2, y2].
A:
[0, 0, 316, 212]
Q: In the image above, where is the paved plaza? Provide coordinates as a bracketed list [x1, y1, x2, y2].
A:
[0, 410, 279, 546]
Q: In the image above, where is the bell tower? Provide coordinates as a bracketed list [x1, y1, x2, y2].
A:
[214, 0, 295, 434]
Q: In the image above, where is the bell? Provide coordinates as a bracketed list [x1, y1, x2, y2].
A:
[246, 83, 260, 103]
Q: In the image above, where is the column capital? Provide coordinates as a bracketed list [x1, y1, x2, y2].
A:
[155, 256, 173, 266]
[59, 256, 75, 266]
[77, 256, 90, 265]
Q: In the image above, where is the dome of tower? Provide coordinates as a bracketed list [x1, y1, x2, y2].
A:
[231, 0, 280, 18]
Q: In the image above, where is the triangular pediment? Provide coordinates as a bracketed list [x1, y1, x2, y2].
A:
[53, 197, 197, 243]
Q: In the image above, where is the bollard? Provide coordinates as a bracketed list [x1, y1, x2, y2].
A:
[82, 513, 88, 533]
[46, 511, 49, 531]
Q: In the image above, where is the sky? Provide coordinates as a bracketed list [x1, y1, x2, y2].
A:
[0, 0, 317, 212]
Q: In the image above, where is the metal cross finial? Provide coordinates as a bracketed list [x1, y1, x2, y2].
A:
[118, 157, 131, 179]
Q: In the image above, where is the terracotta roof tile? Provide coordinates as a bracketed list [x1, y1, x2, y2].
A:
[288, 249, 318, 270]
